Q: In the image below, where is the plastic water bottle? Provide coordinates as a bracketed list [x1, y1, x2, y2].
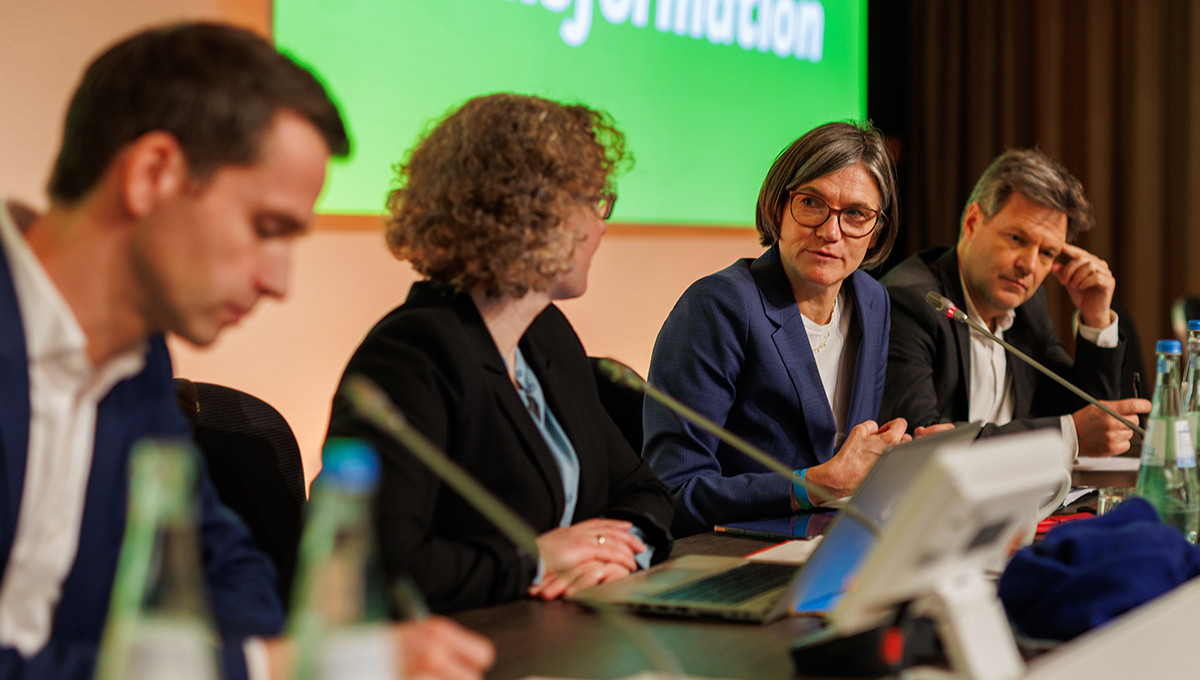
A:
[1184, 320, 1200, 408]
[94, 440, 219, 680]
[287, 439, 398, 680]
[1135, 340, 1200, 543]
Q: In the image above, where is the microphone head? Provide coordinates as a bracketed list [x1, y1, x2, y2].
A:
[925, 291, 964, 321]
[595, 358, 646, 392]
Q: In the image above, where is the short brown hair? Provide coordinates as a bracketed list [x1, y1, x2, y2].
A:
[386, 93, 629, 298]
[48, 22, 349, 203]
[961, 149, 1093, 241]
[755, 121, 899, 270]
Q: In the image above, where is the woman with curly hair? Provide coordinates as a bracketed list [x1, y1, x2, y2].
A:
[326, 93, 674, 614]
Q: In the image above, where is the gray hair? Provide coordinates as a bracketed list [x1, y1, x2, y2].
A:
[961, 149, 1093, 241]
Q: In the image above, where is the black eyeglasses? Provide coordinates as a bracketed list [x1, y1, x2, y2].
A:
[789, 192, 883, 239]
[592, 193, 617, 221]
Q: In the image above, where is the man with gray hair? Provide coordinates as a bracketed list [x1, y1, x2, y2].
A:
[879, 149, 1149, 457]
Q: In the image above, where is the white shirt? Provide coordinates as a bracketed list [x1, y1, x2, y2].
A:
[958, 275, 1119, 461]
[801, 288, 856, 449]
[0, 204, 145, 656]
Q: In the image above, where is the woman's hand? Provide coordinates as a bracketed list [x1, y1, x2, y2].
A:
[914, 423, 955, 438]
[527, 560, 633, 600]
[530, 518, 646, 599]
[804, 418, 909, 498]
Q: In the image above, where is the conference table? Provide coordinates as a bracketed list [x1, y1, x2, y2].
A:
[452, 532, 826, 680]
[452, 463, 1139, 680]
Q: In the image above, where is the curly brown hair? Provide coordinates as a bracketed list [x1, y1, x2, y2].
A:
[385, 93, 630, 298]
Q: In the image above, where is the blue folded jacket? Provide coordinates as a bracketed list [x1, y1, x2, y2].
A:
[997, 497, 1200, 641]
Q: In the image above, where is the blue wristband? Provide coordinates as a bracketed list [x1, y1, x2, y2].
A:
[792, 468, 814, 510]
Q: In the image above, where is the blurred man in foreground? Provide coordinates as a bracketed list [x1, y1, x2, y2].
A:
[0, 21, 492, 680]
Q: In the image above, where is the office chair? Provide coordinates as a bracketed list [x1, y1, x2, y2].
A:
[174, 379, 306, 607]
[589, 357, 645, 455]
[1170, 295, 1200, 346]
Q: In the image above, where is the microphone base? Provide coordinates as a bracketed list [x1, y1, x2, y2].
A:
[790, 609, 941, 677]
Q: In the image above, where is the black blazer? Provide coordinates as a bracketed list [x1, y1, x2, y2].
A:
[878, 248, 1125, 436]
[327, 282, 674, 613]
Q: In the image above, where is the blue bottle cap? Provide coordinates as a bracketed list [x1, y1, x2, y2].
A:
[319, 438, 381, 493]
[1189, 320, 1200, 332]
[1157, 340, 1182, 355]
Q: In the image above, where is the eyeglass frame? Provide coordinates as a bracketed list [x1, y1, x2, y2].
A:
[787, 191, 885, 239]
[592, 193, 617, 221]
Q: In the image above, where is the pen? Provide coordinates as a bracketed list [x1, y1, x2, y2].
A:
[391, 576, 430, 620]
[1133, 371, 1145, 430]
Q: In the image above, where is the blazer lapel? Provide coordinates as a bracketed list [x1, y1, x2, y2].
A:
[931, 250, 973, 408]
[454, 295, 567, 518]
[843, 272, 876, 427]
[752, 248, 838, 459]
[0, 233, 30, 568]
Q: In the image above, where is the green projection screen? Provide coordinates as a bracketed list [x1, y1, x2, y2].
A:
[275, 0, 867, 227]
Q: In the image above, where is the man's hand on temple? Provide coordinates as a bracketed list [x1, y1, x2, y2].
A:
[1051, 243, 1116, 328]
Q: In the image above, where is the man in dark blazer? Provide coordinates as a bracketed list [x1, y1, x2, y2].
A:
[880, 149, 1149, 459]
[0, 22, 491, 680]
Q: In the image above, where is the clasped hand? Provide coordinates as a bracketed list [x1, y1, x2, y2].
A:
[528, 518, 646, 600]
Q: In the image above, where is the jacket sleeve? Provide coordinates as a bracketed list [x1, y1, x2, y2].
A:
[643, 278, 794, 537]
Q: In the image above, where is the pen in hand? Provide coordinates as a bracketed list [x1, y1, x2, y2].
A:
[1132, 371, 1145, 431]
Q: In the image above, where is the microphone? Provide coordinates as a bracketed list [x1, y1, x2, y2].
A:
[338, 374, 685, 676]
[595, 359, 881, 535]
[923, 291, 1145, 437]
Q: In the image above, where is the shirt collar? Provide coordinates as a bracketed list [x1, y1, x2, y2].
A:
[0, 201, 147, 383]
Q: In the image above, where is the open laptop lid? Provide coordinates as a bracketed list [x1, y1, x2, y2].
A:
[780, 423, 983, 616]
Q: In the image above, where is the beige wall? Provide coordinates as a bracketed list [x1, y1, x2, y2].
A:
[2, 1, 764, 485]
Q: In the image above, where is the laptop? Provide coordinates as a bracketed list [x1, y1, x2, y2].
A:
[574, 424, 983, 623]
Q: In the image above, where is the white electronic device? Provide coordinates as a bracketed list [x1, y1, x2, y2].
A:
[829, 429, 1066, 680]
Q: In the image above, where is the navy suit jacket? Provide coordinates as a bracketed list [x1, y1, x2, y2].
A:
[879, 248, 1125, 436]
[644, 246, 891, 536]
[0, 235, 282, 679]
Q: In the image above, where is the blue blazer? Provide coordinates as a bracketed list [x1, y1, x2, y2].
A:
[0, 236, 282, 679]
[644, 246, 891, 536]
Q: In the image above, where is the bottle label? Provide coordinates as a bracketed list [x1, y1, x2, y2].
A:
[1142, 420, 1165, 466]
[1177, 421, 1196, 467]
[319, 625, 397, 680]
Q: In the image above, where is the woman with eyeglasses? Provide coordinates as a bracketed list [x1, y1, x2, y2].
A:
[644, 121, 914, 537]
[326, 93, 673, 613]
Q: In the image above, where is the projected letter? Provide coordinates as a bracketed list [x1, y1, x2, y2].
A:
[560, 0, 595, 46]
[771, 0, 795, 57]
[736, 0, 761, 49]
[706, 0, 735, 45]
[795, 1, 824, 61]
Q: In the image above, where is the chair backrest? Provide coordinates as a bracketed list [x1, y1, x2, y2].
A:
[174, 379, 306, 607]
[1170, 295, 1200, 345]
[589, 357, 645, 455]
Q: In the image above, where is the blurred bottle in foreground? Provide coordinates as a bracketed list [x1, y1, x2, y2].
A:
[94, 440, 219, 680]
[287, 439, 401, 680]
[1135, 340, 1200, 543]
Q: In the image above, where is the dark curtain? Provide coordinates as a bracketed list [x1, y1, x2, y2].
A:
[870, 0, 1200, 378]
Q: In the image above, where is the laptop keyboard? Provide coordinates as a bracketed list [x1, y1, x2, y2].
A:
[647, 562, 800, 604]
